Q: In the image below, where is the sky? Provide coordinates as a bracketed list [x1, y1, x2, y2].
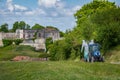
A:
[0, 0, 120, 32]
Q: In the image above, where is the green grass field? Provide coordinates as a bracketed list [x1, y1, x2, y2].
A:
[0, 45, 120, 80]
[0, 61, 120, 80]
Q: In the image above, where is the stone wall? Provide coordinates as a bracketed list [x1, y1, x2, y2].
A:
[0, 33, 3, 46]
[0, 28, 60, 48]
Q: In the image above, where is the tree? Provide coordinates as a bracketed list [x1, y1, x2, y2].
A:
[47, 0, 119, 60]
[19, 21, 26, 29]
[91, 7, 120, 53]
[60, 31, 65, 37]
[12, 21, 31, 32]
[26, 24, 30, 29]
[12, 21, 19, 32]
[74, 0, 116, 40]
[46, 26, 59, 31]
[0, 23, 9, 32]
[32, 24, 44, 30]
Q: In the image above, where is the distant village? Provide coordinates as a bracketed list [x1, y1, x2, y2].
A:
[0, 28, 60, 51]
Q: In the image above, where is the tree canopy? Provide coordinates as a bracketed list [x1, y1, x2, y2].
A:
[0, 23, 9, 32]
[12, 21, 30, 32]
[31, 24, 44, 30]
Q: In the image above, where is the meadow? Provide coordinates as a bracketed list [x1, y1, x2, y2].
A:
[0, 61, 120, 80]
[0, 45, 120, 80]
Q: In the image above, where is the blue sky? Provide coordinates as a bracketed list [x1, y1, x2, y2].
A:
[0, 0, 120, 32]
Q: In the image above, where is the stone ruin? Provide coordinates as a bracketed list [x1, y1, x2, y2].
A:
[20, 38, 46, 51]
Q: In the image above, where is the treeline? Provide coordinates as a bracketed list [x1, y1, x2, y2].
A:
[47, 0, 120, 60]
[0, 21, 61, 33]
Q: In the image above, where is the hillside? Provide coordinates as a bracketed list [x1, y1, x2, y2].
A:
[0, 45, 41, 61]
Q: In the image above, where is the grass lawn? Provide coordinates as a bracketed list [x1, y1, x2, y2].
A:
[0, 61, 120, 80]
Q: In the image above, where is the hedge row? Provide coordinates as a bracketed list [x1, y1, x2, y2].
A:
[2, 39, 23, 47]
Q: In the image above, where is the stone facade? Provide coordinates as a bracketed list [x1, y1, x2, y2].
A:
[16, 28, 60, 41]
[0, 28, 60, 50]
[0, 32, 3, 47]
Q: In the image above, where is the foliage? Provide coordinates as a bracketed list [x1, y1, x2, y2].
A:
[49, 40, 70, 60]
[14, 39, 23, 45]
[48, 39, 81, 60]
[70, 48, 76, 60]
[0, 23, 9, 32]
[60, 31, 65, 37]
[46, 26, 59, 31]
[45, 37, 53, 52]
[74, 0, 116, 40]
[72, 0, 118, 53]
[2, 39, 23, 47]
[48, 0, 120, 60]
[2, 39, 13, 47]
[12, 21, 30, 32]
[91, 7, 120, 53]
[31, 24, 44, 30]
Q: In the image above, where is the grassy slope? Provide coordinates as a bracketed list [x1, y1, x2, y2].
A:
[106, 45, 120, 62]
[0, 61, 120, 80]
[0, 45, 40, 61]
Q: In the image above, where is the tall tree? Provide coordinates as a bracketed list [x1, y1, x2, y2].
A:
[26, 24, 30, 29]
[91, 7, 120, 52]
[12, 21, 30, 32]
[74, 0, 116, 40]
[13, 21, 19, 32]
[0, 23, 9, 32]
[19, 21, 26, 29]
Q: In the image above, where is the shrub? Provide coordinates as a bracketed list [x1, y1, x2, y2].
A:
[14, 39, 23, 45]
[2, 39, 13, 47]
[2, 39, 23, 47]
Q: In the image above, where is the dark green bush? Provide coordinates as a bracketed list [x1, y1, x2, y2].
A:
[14, 39, 23, 45]
[2, 39, 23, 47]
[2, 39, 13, 47]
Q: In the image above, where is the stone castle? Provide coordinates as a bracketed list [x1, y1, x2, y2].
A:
[0, 28, 60, 51]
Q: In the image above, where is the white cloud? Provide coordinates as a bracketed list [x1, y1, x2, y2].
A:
[6, 0, 14, 12]
[14, 4, 27, 11]
[55, 1, 65, 9]
[25, 11, 35, 15]
[6, 0, 27, 12]
[38, 0, 60, 8]
[62, 5, 81, 16]
[36, 8, 46, 15]
[24, 8, 46, 16]
[73, 5, 81, 11]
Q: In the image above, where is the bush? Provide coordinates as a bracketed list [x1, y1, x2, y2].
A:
[2, 39, 13, 47]
[2, 39, 23, 47]
[14, 39, 23, 45]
